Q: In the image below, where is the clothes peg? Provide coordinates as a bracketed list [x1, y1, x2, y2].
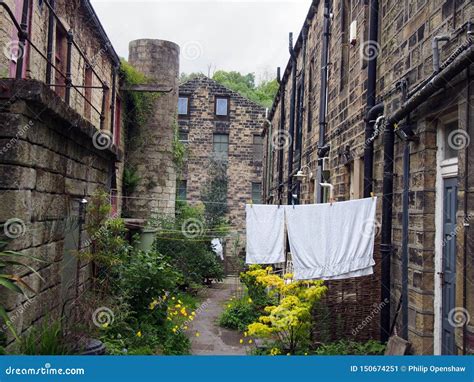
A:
[249, 199, 253, 208]
[370, 192, 375, 200]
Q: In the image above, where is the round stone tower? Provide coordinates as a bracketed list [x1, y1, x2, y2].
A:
[127, 39, 179, 220]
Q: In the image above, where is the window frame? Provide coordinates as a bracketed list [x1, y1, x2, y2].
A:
[251, 182, 262, 204]
[178, 95, 190, 116]
[213, 133, 229, 160]
[214, 96, 230, 118]
[252, 134, 264, 163]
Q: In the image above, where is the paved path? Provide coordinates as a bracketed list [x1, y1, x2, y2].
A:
[189, 277, 248, 355]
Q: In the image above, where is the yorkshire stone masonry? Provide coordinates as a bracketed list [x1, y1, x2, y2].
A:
[178, 76, 266, 273]
[0, 79, 121, 343]
[263, 0, 473, 354]
[126, 39, 180, 219]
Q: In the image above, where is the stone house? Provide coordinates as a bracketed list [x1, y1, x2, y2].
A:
[262, 0, 473, 354]
[0, 0, 123, 343]
[178, 76, 266, 273]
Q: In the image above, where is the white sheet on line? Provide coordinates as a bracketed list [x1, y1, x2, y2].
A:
[245, 204, 285, 264]
[285, 198, 377, 280]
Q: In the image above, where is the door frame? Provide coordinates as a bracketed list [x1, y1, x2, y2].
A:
[434, 113, 459, 355]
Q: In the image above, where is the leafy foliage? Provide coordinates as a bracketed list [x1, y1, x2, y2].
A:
[314, 340, 386, 355]
[0, 238, 45, 342]
[243, 266, 327, 354]
[219, 297, 260, 332]
[201, 158, 229, 228]
[153, 202, 225, 286]
[180, 70, 278, 108]
[212, 70, 278, 108]
[19, 319, 72, 355]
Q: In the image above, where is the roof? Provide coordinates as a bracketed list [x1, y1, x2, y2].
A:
[268, 0, 319, 120]
[82, 0, 121, 65]
[179, 74, 267, 112]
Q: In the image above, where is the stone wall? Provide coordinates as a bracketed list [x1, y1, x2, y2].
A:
[0, 79, 121, 344]
[263, 0, 473, 354]
[178, 76, 266, 273]
[126, 39, 180, 220]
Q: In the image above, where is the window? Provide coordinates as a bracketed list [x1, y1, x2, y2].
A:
[176, 180, 187, 201]
[178, 96, 189, 115]
[252, 183, 262, 204]
[443, 121, 459, 160]
[253, 135, 263, 162]
[215, 97, 229, 116]
[84, 66, 93, 120]
[54, 26, 67, 98]
[213, 134, 229, 160]
[114, 96, 122, 145]
[179, 130, 189, 143]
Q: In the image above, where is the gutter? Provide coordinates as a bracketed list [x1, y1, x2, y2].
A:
[83, 0, 121, 65]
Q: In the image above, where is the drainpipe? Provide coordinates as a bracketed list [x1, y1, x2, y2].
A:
[380, 43, 474, 343]
[45, 0, 55, 84]
[15, 0, 30, 79]
[432, 35, 451, 73]
[462, 61, 471, 355]
[363, 0, 381, 198]
[316, 0, 331, 203]
[110, 65, 118, 135]
[296, 26, 308, 202]
[277, 67, 285, 204]
[364, 103, 384, 197]
[287, 32, 297, 204]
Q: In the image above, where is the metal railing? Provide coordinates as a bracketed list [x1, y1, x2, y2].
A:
[0, 0, 115, 131]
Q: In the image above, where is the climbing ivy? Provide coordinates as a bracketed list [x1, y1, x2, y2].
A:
[172, 119, 187, 173]
[119, 59, 161, 152]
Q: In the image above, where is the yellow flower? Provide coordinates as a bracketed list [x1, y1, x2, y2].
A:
[178, 299, 183, 304]
[239, 339, 244, 344]
[244, 332, 248, 337]
[172, 328, 177, 333]
[171, 297, 175, 300]
[136, 331, 142, 337]
[248, 339, 253, 344]
[183, 326, 188, 330]
[191, 311, 196, 316]
[248, 297, 253, 303]
[195, 332, 200, 337]
[175, 304, 181, 308]
[227, 304, 231, 308]
[102, 322, 109, 328]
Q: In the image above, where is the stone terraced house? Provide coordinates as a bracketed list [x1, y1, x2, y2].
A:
[262, 0, 473, 354]
[178, 76, 266, 273]
[0, 0, 124, 344]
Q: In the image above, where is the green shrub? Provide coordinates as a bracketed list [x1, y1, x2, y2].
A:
[19, 319, 72, 355]
[314, 340, 386, 355]
[219, 298, 260, 332]
[114, 250, 181, 316]
[154, 202, 224, 286]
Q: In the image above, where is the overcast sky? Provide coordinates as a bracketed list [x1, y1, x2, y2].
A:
[91, 0, 312, 82]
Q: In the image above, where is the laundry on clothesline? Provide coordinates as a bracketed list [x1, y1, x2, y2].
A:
[211, 238, 224, 261]
[285, 197, 377, 281]
[245, 204, 285, 265]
